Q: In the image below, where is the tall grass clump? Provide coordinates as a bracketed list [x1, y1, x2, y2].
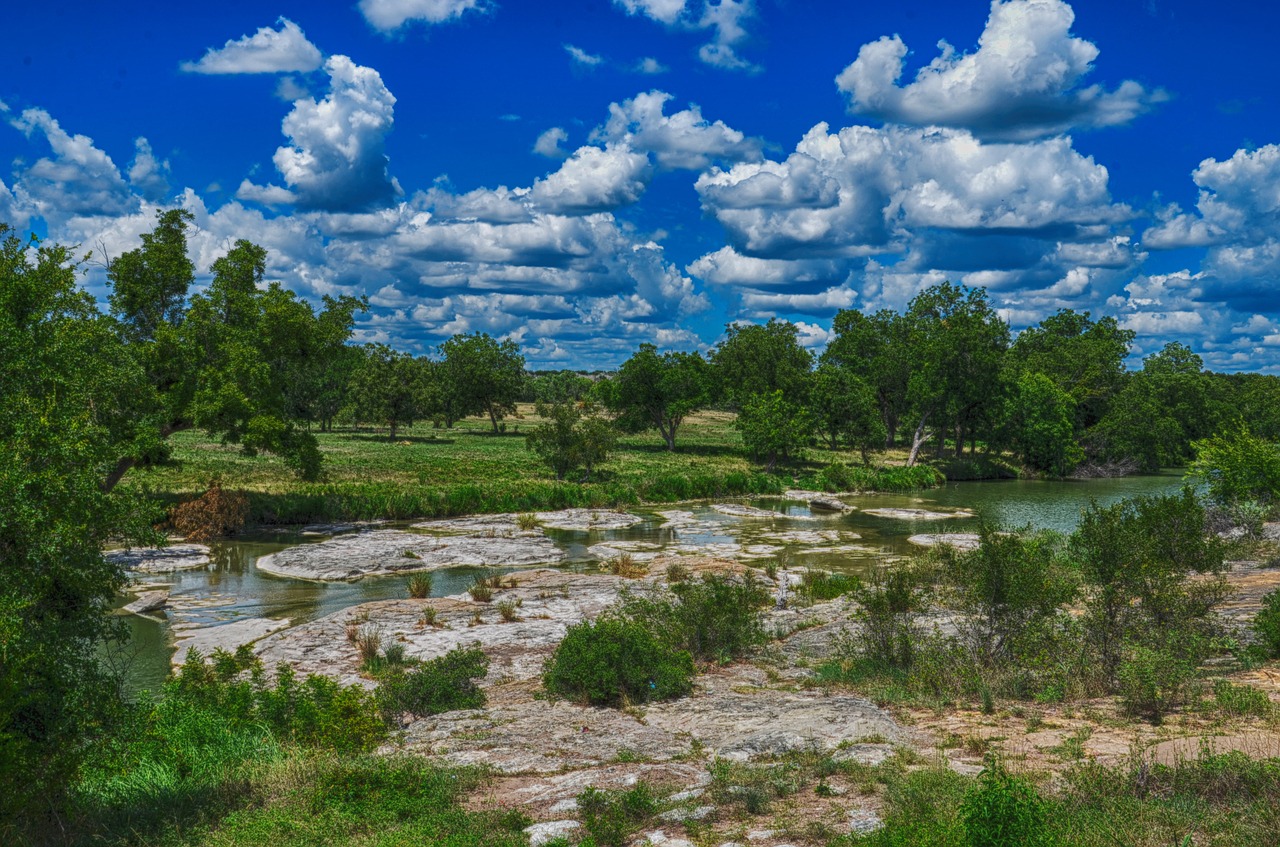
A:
[407, 572, 433, 599]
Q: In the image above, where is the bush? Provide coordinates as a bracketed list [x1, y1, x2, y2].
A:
[1214, 680, 1273, 718]
[1188, 423, 1280, 507]
[1117, 643, 1196, 722]
[526, 400, 616, 481]
[851, 568, 922, 671]
[799, 569, 862, 601]
[960, 762, 1052, 847]
[543, 616, 694, 706]
[621, 574, 771, 664]
[1254, 588, 1280, 658]
[168, 480, 250, 542]
[377, 647, 488, 719]
[577, 783, 659, 847]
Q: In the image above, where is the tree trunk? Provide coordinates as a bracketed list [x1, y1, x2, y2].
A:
[101, 422, 194, 493]
[389, 422, 397, 441]
[906, 411, 931, 467]
[488, 405, 500, 433]
[663, 428, 676, 451]
[955, 423, 965, 459]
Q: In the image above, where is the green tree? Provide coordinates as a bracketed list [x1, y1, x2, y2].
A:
[903, 283, 1009, 465]
[346, 345, 433, 440]
[710, 319, 813, 406]
[101, 211, 353, 490]
[1, 225, 159, 825]
[823, 308, 912, 446]
[526, 401, 617, 481]
[1009, 309, 1133, 432]
[439, 332, 526, 433]
[1070, 490, 1225, 683]
[530, 370, 594, 404]
[1004, 372, 1084, 477]
[809, 363, 886, 463]
[283, 295, 368, 431]
[1188, 422, 1280, 507]
[735, 390, 813, 472]
[602, 344, 710, 451]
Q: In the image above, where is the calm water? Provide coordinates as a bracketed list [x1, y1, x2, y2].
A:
[112, 472, 1184, 696]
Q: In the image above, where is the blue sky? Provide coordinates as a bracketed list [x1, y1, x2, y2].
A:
[3, 0, 1279, 370]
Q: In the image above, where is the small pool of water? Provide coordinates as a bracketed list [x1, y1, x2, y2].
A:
[111, 471, 1186, 696]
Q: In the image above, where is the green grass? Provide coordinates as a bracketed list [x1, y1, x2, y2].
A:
[124, 408, 946, 524]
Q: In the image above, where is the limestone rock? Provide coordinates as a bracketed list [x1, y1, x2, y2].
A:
[172, 616, 290, 666]
[525, 820, 580, 846]
[122, 589, 169, 615]
[1262, 522, 1280, 541]
[863, 508, 974, 521]
[535, 509, 645, 531]
[108, 544, 210, 573]
[809, 495, 853, 513]
[907, 533, 981, 550]
[712, 503, 783, 519]
[256, 529, 565, 581]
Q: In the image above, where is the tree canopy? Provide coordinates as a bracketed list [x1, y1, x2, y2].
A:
[602, 344, 710, 451]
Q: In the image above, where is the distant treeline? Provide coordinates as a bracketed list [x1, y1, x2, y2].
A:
[334, 282, 1279, 477]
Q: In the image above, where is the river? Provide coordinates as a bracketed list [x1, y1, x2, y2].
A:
[112, 471, 1185, 696]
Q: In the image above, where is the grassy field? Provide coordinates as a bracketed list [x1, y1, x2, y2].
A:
[124, 406, 944, 524]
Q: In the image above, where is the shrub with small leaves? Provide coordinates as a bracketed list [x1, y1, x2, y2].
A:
[543, 616, 694, 707]
[1254, 588, 1280, 659]
[960, 761, 1052, 847]
[1117, 643, 1197, 722]
[377, 647, 489, 720]
[468, 578, 494, 602]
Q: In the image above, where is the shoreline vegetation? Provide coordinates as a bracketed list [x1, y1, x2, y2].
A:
[124, 409, 950, 527]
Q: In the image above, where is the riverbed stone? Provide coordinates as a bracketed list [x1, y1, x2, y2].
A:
[1262, 522, 1280, 541]
[863, 508, 974, 521]
[525, 820, 580, 846]
[712, 503, 785, 519]
[122, 589, 169, 615]
[907, 533, 981, 550]
[255, 529, 565, 581]
[172, 616, 290, 666]
[412, 514, 535, 537]
[809, 495, 853, 513]
[108, 544, 211, 573]
[535, 509, 645, 531]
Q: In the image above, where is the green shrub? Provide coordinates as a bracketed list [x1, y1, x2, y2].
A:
[799, 569, 862, 600]
[377, 647, 488, 719]
[620, 574, 771, 664]
[1214, 680, 1273, 718]
[543, 616, 694, 706]
[1254, 588, 1280, 658]
[960, 762, 1052, 847]
[708, 758, 802, 815]
[1117, 643, 1196, 722]
[851, 568, 921, 671]
[577, 783, 659, 847]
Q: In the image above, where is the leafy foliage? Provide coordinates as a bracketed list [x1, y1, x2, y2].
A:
[525, 400, 617, 480]
[619, 573, 771, 664]
[735, 390, 813, 472]
[438, 332, 526, 432]
[1188, 422, 1280, 507]
[601, 343, 710, 451]
[960, 762, 1052, 847]
[376, 647, 489, 719]
[576, 783, 659, 847]
[543, 616, 694, 706]
[711, 318, 813, 406]
[810, 363, 886, 461]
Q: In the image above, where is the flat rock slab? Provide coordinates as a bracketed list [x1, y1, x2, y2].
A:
[758, 530, 859, 544]
[172, 616, 290, 666]
[643, 665, 904, 761]
[863, 508, 974, 521]
[1262, 522, 1280, 541]
[534, 509, 645, 531]
[525, 821, 581, 846]
[256, 529, 565, 581]
[413, 514, 535, 537]
[108, 544, 211, 573]
[588, 544, 662, 563]
[712, 504, 785, 519]
[907, 533, 981, 550]
[122, 589, 169, 615]
[256, 569, 640, 686]
[809, 496, 853, 513]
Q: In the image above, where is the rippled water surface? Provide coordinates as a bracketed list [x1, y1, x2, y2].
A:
[114, 471, 1185, 695]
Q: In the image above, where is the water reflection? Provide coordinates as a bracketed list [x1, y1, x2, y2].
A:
[114, 472, 1185, 695]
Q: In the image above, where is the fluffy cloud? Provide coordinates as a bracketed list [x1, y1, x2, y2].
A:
[635, 57, 668, 74]
[359, 0, 489, 31]
[1143, 145, 1280, 311]
[836, 0, 1164, 141]
[613, 0, 758, 71]
[0, 178, 29, 229]
[7, 107, 136, 221]
[181, 18, 322, 75]
[528, 144, 651, 214]
[255, 56, 401, 212]
[593, 90, 762, 170]
[565, 44, 604, 67]
[533, 127, 570, 158]
[128, 138, 171, 202]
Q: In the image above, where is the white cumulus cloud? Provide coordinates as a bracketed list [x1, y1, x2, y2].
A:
[534, 127, 570, 158]
[127, 137, 171, 202]
[528, 144, 651, 214]
[181, 18, 322, 75]
[267, 55, 401, 212]
[594, 90, 762, 170]
[359, 0, 489, 31]
[836, 0, 1164, 141]
[613, 0, 758, 71]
